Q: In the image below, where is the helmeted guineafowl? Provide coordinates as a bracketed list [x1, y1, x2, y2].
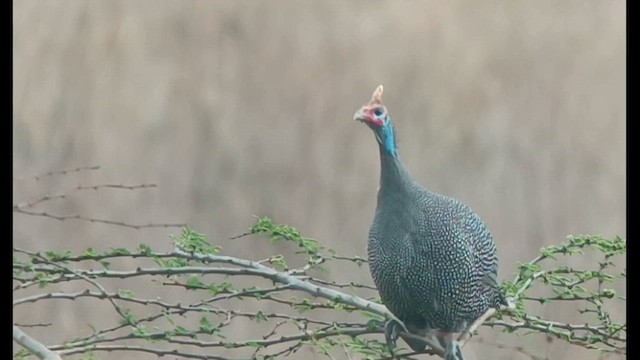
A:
[354, 85, 507, 360]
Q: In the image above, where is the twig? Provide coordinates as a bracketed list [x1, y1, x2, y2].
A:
[76, 183, 157, 191]
[14, 322, 52, 328]
[306, 277, 378, 291]
[458, 308, 496, 345]
[172, 248, 445, 357]
[13, 208, 186, 229]
[13, 183, 158, 210]
[263, 321, 287, 340]
[56, 344, 246, 360]
[30, 253, 132, 324]
[12, 235, 625, 359]
[13, 165, 101, 182]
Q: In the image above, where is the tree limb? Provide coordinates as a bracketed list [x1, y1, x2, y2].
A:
[13, 325, 62, 360]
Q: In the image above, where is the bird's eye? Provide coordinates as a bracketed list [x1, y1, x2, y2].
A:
[374, 108, 384, 117]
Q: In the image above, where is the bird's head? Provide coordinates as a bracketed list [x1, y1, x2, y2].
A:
[354, 85, 397, 156]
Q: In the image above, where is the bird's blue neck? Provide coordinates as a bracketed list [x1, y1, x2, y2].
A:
[377, 126, 414, 194]
[380, 121, 397, 157]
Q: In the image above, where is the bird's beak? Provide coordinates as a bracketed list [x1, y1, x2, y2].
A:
[353, 108, 368, 123]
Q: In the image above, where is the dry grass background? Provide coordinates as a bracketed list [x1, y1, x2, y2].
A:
[13, 1, 625, 360]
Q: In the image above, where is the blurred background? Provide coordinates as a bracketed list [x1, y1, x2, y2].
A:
[13, 1, 625, 359]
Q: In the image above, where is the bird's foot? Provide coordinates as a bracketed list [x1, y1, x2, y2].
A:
[444, 340, 465, 360]
[384, 319, 402, 352]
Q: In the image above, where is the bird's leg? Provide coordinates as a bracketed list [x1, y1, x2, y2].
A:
[444, 340, 465, 360]
[384, 318, 402, 352]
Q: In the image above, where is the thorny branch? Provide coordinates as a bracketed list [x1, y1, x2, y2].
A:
[13, 165, 101, 182]
[13, 221, 625, 360]
[13, 183, 158, 210]
[13, 168, 185, 229]
[13, 208, 186, 230]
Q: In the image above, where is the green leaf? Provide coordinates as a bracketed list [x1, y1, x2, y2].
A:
[132, 325, 150, 338]
[110, 247, 132, 256]
[174, 326, 195, 337]
[600, 289, 616, 298]
[120, 310, 137, 326]
[206, 282, 234, 296]
[174, 227, 221, 255]
[44, 250, 72, 261]
[138, 244, 153, 255]
[84, 248, 98, 258]
[185, 276, 204, 289]
[118, 289, 134, 298]
[199, 316, 214, 333]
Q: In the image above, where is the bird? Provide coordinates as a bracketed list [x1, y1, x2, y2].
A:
[353, 85, 507, 360]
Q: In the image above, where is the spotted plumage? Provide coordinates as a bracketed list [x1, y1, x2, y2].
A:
[354, 86, 506, 359]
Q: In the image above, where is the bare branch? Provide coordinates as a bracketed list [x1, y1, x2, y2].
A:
[56, 344, 247, 360]
[172, 248, 446, 356]
[306, 276, 378, 291]
[172, 248, 392, 316]
[13, 208, 186, 229]
[13, 165, 101, 182]
[13, 326, 62, 360]
[14, 183, 158, 210]
[262, 320, 287, 340]
[13, 194, 69, 210]
[12, 230, 625, 359]
[459, 308, 497, 345]
[30, 253, 132, 324]
[75, 183, 157, 191]
[14, 323, 52, 328]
